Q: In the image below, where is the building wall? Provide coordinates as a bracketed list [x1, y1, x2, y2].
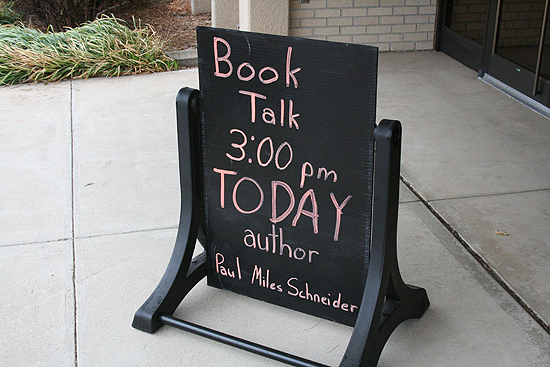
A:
[239, 0, 289, 35]
[289, 0, 438, 51]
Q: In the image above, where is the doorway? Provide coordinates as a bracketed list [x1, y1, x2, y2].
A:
[436, 0, 550, 108]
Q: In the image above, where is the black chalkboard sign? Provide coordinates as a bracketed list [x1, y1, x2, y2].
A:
[197, 27, 377, 326]
[133, 27, 429, 367]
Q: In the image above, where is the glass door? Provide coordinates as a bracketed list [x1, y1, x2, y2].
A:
[436, 0, 489, 71]
[437, 0, 550, 108]
[486, 0, 550, 103]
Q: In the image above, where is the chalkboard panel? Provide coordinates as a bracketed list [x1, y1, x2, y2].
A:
[197, 27, 377, 326]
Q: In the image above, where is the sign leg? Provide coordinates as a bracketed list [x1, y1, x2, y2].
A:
[132, 88, 206, 333]
[340, 120, 430, 366]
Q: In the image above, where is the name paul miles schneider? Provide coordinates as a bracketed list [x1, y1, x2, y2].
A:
[214, 245, 358, 314]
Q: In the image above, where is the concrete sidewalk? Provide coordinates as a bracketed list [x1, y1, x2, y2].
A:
[1, 51, 549, 366]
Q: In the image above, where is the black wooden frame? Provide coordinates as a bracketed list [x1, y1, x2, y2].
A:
[132, 87, 429, 366]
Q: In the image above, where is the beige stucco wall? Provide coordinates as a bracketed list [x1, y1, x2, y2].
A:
[239, 0, 289, 35]
[212, 0, 239, 30]
[212, 0, 289, 35]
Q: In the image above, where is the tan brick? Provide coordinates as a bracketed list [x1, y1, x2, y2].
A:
[328, 17, 354, 26]
[415, 40, 434, 50]
[353, 0, 379, 6]
[352, 34, 379, 43]
[289, 0, 300, 10]
[368, 7, 392, 16]
[405, 14, 430, 23]
[301, 18, 328, 27]
[342, 8, 367, 17]
[403, 32, 428, 41]
[341, 25, 367, 34]
[327, 35, 353, 42]
[405, 0, 431, 5]
[393, 6, 418, 15]
[289, 28, 314, 37]
[377, 43, 391, 51]
[379, 33, 403, 42]
[380, 0, 405, 5]
[353, 16, 379, 25]
[392, 24, 417, 33]
[290, 9, 315, 19]
[380, 15, 405, 24]
[418, 5, 436, 15]
[315, 8, 341, 17]
[366, 24, 392, 34]
[291, 0, 328, 9]
[390, 41, 415, 51]
[289, 19, 301, 28]
[417, 23, 435, 32]
[314, 26, 341, 36]
[327, 0, 354, 7]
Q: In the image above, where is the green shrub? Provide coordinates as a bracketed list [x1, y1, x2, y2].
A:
[25, 0, 134, 31]
[0, 1, 21, 25]
[0, 16, 177, 85]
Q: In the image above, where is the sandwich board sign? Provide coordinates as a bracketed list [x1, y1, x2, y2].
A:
[132, 27, 429, 366]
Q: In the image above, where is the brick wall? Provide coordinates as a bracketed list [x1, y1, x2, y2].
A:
[289, 0, 437, 51]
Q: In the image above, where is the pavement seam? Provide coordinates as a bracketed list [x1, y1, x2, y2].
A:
[400, 175, 550, 335]
[70, 80, 79, 367]
[427, 188, 550, 202]
[0, 225, 180, 248]
[73, 226, 180, 241]
[0, 238, 75, 247]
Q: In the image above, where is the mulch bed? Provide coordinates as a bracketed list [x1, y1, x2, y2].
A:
[11, 0, 211, 51]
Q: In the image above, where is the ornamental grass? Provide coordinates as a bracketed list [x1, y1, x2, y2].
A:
[0, 16, 177, 85]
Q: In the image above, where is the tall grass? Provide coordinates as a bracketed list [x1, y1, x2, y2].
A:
[0, 16, 177, 85]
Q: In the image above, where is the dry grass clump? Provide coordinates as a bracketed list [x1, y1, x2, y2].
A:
[0, 16, 177, 85]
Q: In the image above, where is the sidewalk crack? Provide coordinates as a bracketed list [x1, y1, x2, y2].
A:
[70, 80, 78, 367]
[400, 175, 550, 335]
[427, 188, 550, 203]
